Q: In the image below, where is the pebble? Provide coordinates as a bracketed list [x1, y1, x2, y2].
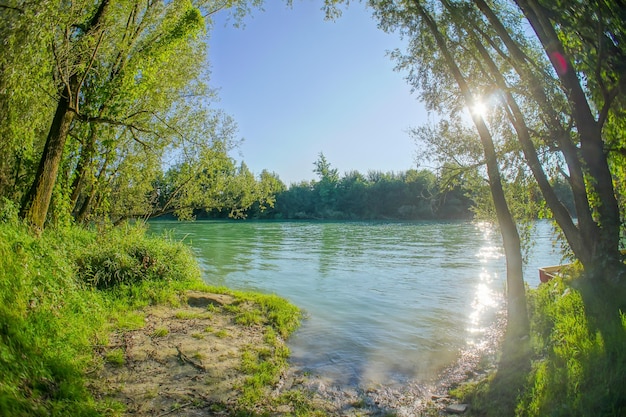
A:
[445, 403, 469, 414]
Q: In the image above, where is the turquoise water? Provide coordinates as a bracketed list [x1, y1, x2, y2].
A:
[149, 220, 562, 386]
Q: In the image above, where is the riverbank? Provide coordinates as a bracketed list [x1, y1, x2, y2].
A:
[89, 287, 500, 417]
[90, 290, 301, 416]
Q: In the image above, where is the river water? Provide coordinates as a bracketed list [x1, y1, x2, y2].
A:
[149, 220, 563, 387]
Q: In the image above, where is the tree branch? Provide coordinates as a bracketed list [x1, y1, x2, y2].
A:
[0, 4, 23, 13]
[75, 30, 106, 113]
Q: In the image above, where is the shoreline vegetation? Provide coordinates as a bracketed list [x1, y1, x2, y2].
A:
[1, 217, 625, 416]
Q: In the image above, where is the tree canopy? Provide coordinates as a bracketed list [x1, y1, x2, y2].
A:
[0, 0, 272, 229]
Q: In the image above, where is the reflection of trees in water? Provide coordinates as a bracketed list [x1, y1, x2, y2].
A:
[316, 223, 367, 276]
[150, 222, 288, 285]
[200, 223, 288, 281]
[317, 224, 341, 276]
[255, 223, 285, 265]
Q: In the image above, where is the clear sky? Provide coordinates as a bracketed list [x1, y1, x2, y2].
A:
[209, 1, 429, 185]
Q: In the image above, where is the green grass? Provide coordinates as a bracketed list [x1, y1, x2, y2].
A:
[238, 345, 287, 407]
[451, 275, 626, 416]
[151, 327, 169, 338]
[9, 209, 624, 417]
[105, 349, 125, 367]
[0, 219, 201, 416]
[174, 311, 211, 320]
[214, 329, 229, 338]
[0, 216, 303, 416]
[229, 293, 301, 339]
[230, 293, 302, 411]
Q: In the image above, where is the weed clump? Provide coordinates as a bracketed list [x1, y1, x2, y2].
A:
[75, 223, 200, 289]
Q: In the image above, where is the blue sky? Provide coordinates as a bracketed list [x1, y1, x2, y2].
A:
[209, 1, 429, 185]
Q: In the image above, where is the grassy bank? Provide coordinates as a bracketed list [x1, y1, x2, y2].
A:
[451, 275, 626, 416]
[0, 217, 301, 416]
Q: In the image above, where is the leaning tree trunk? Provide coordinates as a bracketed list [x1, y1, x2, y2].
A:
[20, 87, 75, 232]
[20, 0, 111, 233]
[416, 3, 529, 337]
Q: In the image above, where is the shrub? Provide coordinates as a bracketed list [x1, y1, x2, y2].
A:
[75, 223, 200, 289]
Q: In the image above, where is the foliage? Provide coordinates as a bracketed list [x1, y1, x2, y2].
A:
[363, 0, 625, 278]
[0, 0, 269, 230]
[74, 223, 200, 289]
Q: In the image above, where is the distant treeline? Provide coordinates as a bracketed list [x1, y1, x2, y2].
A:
[262, 169, 472, 220]
[197, 154, 473, 221]
[197, 154, 577, 222]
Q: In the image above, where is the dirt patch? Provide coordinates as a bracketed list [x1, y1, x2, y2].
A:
[91, 291, 268, 416]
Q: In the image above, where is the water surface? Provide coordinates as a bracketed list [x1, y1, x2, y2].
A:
[149, 220, 561, 386]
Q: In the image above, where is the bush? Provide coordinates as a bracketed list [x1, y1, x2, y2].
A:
[75, 223, 200, 289]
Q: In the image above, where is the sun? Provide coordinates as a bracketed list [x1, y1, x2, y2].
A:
[470, 99, 489, 118]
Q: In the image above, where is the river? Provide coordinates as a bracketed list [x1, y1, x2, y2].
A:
[149, 220, 563, 387]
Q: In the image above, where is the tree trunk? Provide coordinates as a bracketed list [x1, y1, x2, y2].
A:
[416, 2, 529, 337]
[472, 0, 591, 257]
[69, 128, 96, 213]
[20, 88, 75, 232]
[475, 111, 529, 339]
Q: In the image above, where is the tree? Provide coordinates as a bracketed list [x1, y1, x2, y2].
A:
[313, 152, 339, 216]
[150, 135, 238, 220]
[6, 0, 264, 232]
[251, 170, 286, 218]
[336, 170, 369, 219]
[0, 1, 58, 202]
[345, 0, 528, 336]
[18, 0, 113, 233]
[467, 0, 624, 282]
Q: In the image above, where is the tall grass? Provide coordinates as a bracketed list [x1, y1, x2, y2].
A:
[517, 278, 626, 416]
[0, 222, 105, 416]
[0, 220, 201, 416]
